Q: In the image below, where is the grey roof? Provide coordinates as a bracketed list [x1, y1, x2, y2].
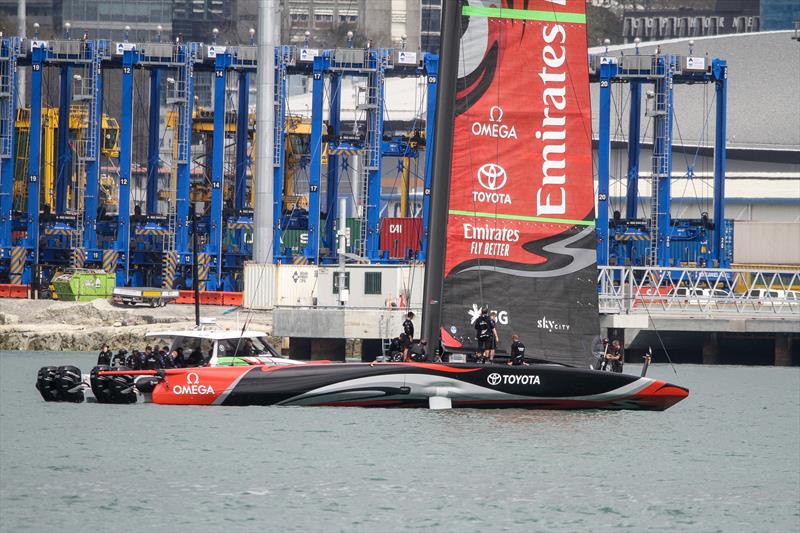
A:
[589, 31, 800, 152]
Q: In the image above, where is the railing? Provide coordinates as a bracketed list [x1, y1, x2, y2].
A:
[599, 266, 800, 316]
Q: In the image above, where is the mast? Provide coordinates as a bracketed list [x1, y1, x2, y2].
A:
[253, 0, 276, 263]
[420, 0, 460, 356]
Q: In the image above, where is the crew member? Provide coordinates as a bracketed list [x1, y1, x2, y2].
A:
[144, 349, 158, 369]
[408, 339, 427, 362]
[96, 344, 113, 366]
[126, 349, 141, 370]
[112, 349, 128, 367]
[137, 349, 149, 370]
[507, 335, 527, 366]
[240, 338, 258, 357]
[606, 339, 624, 373]
[398, 332, 412, 362]
[489, 311, 499, 363]
[172, 347, 185, 368]
[187, 348, 204, 367]
[474, 306, 494, 363]
[402, 311, 415, 341]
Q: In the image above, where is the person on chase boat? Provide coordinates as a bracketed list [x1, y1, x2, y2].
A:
[606, 340, 624, 373]
[96, 344, 112, 366]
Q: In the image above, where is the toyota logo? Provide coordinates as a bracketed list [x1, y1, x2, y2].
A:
[477, 163, 507, 191]
[487, 373, 501, 386]
[187, 372, 200, 384]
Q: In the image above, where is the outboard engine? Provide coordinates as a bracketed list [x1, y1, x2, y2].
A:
[134, 376, 160, 394]
[54, 365, 85, 403]
[90, 366, 137, 404]
[36, 366, 61, 401]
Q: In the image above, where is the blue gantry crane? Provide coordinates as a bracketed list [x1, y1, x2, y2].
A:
[592, 45, 732, 268]
[0, 30, 439, 293]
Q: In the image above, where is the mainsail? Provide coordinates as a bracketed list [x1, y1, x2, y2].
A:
[439, 0, 599, 367]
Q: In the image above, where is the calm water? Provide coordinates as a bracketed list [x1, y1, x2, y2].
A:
[1, 351, 798, 533]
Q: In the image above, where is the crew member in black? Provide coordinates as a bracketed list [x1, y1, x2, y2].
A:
[398, 332, 412, 362]
[606, 339, 624, 373]
[160, 349, 175, 368]
[508, 335, 528, 366]
[408, 339, 427, 362]
[489, 311, 499, 363]
[240, 338, 258, 357]
[96, 344, 113, 366]
[474, 306, 494, 363]
[145, 348, 158, 369]
[187, 348, 204, 367]
[112, 349, 128, 367]
[126, 349, 141, 370]
[172, 347, 185, 368]
[402, 312, 415, 340]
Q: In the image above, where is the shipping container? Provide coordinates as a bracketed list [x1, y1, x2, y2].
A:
[380, 217, 423, 259]
[274, 265, 318, 306]
[243, 262, 276, 310]
[281, 229, 308, 255]
[279, 218, 362, 256]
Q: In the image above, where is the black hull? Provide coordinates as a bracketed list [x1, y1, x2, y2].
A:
[149, 363, 688, 411]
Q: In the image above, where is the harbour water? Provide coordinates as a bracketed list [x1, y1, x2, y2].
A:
[1, 351, 798, 532]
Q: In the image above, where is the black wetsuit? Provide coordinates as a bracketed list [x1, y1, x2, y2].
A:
[610, 348, 624, 373]
[96, 350, 112, 366]
[510, 341, 526, 365]
[474, 315, 493, 352]
[126, 352, 141, 370]
[409, 342, 426, 362]
[402, 319, 414, 340]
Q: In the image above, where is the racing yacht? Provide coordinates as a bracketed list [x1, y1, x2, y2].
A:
[35, 0, 688, 411]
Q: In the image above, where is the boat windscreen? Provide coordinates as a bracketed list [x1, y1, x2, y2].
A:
[216, 337, 280, 358]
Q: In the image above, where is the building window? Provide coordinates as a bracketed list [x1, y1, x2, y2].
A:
[365, 272, 382, 295]
[314, 9, 334, 25]
[333, 272, 350, 294]
[291, 8, 309, 24]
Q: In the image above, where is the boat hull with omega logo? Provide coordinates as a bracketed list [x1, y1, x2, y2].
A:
[141, 363, 688, 410]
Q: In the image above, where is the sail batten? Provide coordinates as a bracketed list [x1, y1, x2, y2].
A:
[440, 0, 599, 367]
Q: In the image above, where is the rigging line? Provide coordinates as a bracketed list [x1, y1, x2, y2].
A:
[609, 82, 629, 215]
[636, 291, 679, 376]
[672, 107, 706, 218]
[237, 198, 305, 355]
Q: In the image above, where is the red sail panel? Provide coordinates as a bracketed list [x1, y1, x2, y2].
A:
[441, 0, 599, 367]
